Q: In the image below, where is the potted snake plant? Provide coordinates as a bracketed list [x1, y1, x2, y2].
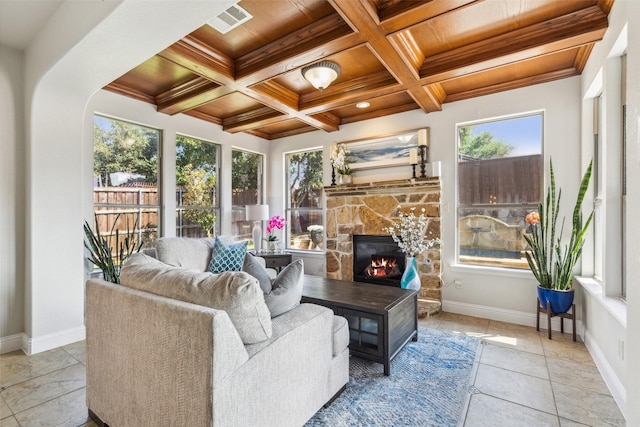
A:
[83, 213, 142, 284]
[524, 158, 593, 313]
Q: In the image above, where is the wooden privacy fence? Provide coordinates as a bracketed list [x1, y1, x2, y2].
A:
[458, 154, 542, 205]
[92, 187, 257, 241]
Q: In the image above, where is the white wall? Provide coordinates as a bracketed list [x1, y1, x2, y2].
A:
[0, 45, 25, 345]
[9, 0, 236, 354]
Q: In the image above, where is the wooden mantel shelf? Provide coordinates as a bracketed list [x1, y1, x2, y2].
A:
[324, 177, 441, 196]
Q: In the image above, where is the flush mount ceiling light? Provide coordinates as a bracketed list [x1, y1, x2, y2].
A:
[356, 101, 370, 109]
[301, 61, 341, 90]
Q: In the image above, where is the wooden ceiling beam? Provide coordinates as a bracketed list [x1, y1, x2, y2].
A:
[419, 6, 609, 82]
[183, 109, 223, 126]
[222, 107, 286, 133]
[250, 80, 340, 132]
[104, 82, 155, 104]
[159, 37, 234, 84]
[328, 0, 442, 113]
[156, 77, 228, 115]
[160, 38, 340, 132]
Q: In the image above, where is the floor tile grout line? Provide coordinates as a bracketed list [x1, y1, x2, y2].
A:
[10, 386, 87, 421]
[1, 360, 82, 390]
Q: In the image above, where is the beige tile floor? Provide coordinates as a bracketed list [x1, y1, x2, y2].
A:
[0, 312, 625, 427]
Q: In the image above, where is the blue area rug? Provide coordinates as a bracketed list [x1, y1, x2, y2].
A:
[306, 327, 481, 427]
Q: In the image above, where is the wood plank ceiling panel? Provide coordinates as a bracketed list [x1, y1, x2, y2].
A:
[103, 0, 614, 140]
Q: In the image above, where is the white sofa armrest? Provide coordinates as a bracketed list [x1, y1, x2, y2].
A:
[85, 279, 249, 426]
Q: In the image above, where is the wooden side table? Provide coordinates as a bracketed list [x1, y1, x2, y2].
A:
[536, 298, 576, 341]
[251, 252, 292, 272]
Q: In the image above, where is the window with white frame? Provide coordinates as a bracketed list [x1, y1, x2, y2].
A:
[593, 53, 627, 299]
[457, 113, 543, 269]
[93, 115, 160, 250]
[176, 135, 220, 237]
[286, 149, 324, 250]
[232, 149, 264, 245]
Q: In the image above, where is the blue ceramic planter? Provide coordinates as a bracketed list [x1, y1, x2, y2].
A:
[537, 286, 574, 313]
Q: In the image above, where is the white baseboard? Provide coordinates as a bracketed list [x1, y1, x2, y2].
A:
[24, 326, 86, 355]
[0, 333, 28, 354]
[583, 329, 626, 419]
[442, 299, 584, 337]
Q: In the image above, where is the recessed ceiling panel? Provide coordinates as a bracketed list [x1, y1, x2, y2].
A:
[111, 56, 198, 96]
[190, 92, 266, 118]
[441, 50, 579, 99]
[257, 119, 314, 137]
[330, 92, 417, 121]
[274, 45, 388, 94]
[406, 0, 600, 57]
[190, 0, 335, 59]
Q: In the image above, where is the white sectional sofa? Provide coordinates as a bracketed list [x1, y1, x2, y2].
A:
[85, 237, 349, 426]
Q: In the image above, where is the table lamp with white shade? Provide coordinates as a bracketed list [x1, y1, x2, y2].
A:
[246, 204, 270, 252]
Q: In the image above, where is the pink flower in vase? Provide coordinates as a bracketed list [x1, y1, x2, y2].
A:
[265, 215, 286, 241]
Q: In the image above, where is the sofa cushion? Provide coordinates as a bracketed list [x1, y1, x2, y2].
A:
[242, 254, 303, 317]
[156, 237, 215, 271]
[242, 254, 274, 293]
[208, 237, 248, 274]
[121, 253, 272, 344]
[264, 259, 304, 318]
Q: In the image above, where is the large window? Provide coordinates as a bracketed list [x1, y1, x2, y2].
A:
[232, 149, 264, 245]
[176, 135, 220, 237]
[286, 149, 324, 250]
[593, 53, 626, 299]
[93, 115, 160, 250]
[457, 113, 543, 268]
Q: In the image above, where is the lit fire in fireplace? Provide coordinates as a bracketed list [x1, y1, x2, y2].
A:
[364, 255, 402, 278]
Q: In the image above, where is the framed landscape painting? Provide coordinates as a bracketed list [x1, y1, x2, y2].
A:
[342, 128, 426, 170]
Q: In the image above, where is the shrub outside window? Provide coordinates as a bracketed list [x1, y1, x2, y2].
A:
[176, 135, 220, 237]
[457, 113, 543, 269]
[286, 150, 324, 251]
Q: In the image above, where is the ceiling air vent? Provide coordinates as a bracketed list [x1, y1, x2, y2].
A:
[207, 4, 252, 34]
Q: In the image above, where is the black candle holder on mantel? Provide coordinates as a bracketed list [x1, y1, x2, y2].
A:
[418, 145, 429, 178]
[331, 166, 336, 186]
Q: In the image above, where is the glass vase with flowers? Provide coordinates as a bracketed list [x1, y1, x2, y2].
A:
[383, 207, 440, 290]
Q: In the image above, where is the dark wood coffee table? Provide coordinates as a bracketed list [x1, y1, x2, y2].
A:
[301, 275, 418, 375]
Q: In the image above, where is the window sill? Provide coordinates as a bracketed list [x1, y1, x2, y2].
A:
[285, 249, 325, 256]
[575, 276, 626, 328]
[450, 263, 537, 280]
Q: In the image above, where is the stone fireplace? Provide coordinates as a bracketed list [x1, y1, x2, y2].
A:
[324, 178, 442, 316]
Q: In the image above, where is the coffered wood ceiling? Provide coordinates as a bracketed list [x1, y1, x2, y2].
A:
[105, 0, 613, 140]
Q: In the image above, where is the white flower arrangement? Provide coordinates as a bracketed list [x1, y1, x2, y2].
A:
[330, 143, 351, 175]
[384, 207, 440, 257]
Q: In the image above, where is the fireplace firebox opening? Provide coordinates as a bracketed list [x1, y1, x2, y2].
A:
[353, 235, 405, 287]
